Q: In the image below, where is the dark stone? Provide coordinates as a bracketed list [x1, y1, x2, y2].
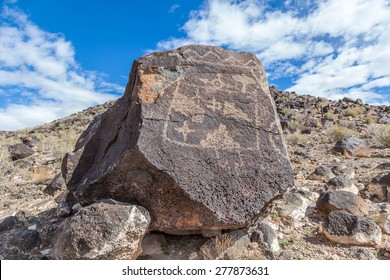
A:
[308, 165, 334, 181]
[8, 143, 34, 160]
[0, 216, 17, 233]
[53, 200, 150, 259]
[62, 45, 294, 234]
[326, 176, 354, 190]
[44, 173, 66, 196]
[316, 190, 368, 215]
[367, 172, 389, 202]
[20, 136, 40, 148]
[324, 211, 381, 246]
[334, 136, 368, 157]
[10, 229, 41, 252]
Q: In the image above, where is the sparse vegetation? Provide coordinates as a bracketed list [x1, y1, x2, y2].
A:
[342, 107, 365, 117]
[279, 239, 291, 248]
[326, 126, 355, 142]
[200, 234, 235, 260]
[287, 132, 309, 145]
[0, 144, 13, 175]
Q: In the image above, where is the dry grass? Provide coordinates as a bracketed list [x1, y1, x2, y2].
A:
[29, 166, 52, 184]
[36, 130, 78, 161]
[0, 144, 13, 175]
[326, 126, 355, 142]
[200, 234, 235, 260]
[287, 132, 309, 146]
[343, 107, 365, 117]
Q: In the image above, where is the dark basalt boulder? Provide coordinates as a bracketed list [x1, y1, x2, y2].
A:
[62, 45, 294, 234]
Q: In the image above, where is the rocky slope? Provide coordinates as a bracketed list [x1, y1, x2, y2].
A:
[1, 86, 390, 260]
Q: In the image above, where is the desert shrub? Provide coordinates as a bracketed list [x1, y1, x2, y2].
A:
[29, 166, 52, 184]
[337, 119, 356, 130]
[200, 234, 235, 260]
[37, 130, 78, 161]
[326, 126, 355, 142]
[343, 107, 365, 117]
[281, 107, 291, 116]
[287, 132, 309, 145]
[0, 144, 13, 175]
[324, 112, 337, 122]
[364, 115, 376, 124]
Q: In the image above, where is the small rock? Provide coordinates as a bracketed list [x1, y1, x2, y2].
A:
[251, 222, 280, 252]
[10, 229, 42, 252]
[275, 190, 310, 226]
[316, 190, 368, 215]
[349, 247, 377, 260]
[188, 252, 199, 260]
[334, 136, 368, 157]
[326, 176, 359, 194]
[28, 224, 37, 230]
[54, 200, 150, 260]
[8, 143, 34, 160]
[324, 211, 381, 246]
[0, 216, 17, 233]
[56, 202, 71, 218]
[20, 136, 40, 148]
[331, 165, 355, 179]
[71, 203, 82, 214]
[307, 165, 335, 181]
[40, 248, 53, 255]
[367, 172, 389, 202]
[44, 173, 66, 196]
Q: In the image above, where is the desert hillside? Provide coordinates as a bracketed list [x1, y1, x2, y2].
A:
[0, 86, 389, 260]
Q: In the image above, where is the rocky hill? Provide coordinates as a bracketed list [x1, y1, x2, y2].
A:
[1, 50, 390, 260]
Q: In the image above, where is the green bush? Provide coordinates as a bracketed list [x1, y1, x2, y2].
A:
[327, 126, 355, 142]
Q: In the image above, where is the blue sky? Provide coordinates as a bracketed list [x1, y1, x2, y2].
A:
[1, 0, 390, 130]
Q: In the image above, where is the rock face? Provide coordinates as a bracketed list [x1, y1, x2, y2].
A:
[62, 45, 294, 234]
[53, 200, 150, 260]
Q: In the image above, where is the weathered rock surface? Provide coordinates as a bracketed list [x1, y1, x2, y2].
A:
[62, 45, 293, 234]
[324, 211, 382, 246]
[250, 222, 280, 252]
[53, 200, 150, 260]
[367, 172, 389, 202]
[334, 136, 368, 157]
[326, 176, 358, 194]
[10, 229, 41, 253]
[9, 143, 34, 160]
[0, 216, 17, 233]
[316, 190, 368, 215]
[307, 165, 335, 181]
[44, 173, 66, 196]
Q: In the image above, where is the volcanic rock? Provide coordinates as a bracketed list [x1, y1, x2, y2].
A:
[62, 45, 294, 234]
[334, 136, 368, 157]
[323, 211, 381, 246]
[316, 190, 368, 215]
[53, 200, 150, 260]
[9, 143, 34, 160]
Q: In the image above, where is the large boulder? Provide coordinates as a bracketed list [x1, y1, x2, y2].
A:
[62, 45, 294, 234]
[8, 143, 34, 160]
[334, 136, 368, 157]
[53, 200, 150, 260]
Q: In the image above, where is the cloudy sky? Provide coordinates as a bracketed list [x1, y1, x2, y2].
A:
[1, 0, 390, 130]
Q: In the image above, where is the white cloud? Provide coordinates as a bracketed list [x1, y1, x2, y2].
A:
[0, 5, 122, 131]
[157, 0, 390, 104]
[169, 4, 180, 13]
